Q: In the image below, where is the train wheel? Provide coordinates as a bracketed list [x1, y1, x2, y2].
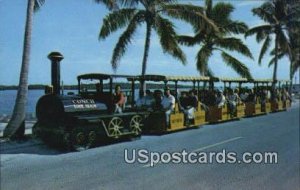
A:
[87, 131, 97, 148]
[71, 128, 87, 151]
[76, 132, 85, 144]
[129, 115, 143, 136]
[108, 117, 124, 139]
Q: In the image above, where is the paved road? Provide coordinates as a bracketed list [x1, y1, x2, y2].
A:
[1, 104, 299, 190]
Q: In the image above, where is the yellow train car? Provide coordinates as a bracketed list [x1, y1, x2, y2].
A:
[244, 79, 271, 116]
[270, 79, 291, 112]
[215, 78, 247, 121]
[131, 75, 211, 134]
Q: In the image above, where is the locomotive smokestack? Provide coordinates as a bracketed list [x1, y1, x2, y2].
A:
[48, 52, 64, 95]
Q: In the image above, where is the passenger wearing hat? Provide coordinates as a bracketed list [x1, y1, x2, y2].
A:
[161, 86, 175, 127]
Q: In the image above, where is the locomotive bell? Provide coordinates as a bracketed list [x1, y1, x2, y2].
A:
[48, 52, 64, 95]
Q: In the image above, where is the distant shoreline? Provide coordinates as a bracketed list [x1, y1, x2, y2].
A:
[0, 85, 78, 91]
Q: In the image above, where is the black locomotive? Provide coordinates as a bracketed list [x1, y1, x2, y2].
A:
[33, 52, 146, 150]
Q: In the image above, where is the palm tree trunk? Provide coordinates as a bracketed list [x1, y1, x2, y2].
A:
[140, 22, 152, 91]
[289, 60, 293, 94]
[272, 33, 279, 90]
[4, 0, 35, 138]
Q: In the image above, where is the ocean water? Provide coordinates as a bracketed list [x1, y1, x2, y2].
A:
[0, 90, 76, 116]
[0, 89, 139, 116]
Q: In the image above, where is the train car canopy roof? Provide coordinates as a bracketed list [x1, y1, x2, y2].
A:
[77, 73, 136, 80]
[218, 77, 248, 82]
[128, 74, 215, 82]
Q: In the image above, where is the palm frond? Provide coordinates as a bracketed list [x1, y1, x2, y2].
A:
[268, 52, 285, 67]
[121, 0, 140, 8]
[245, 24, 272, 42]
[163, 4, 218, 33]
[111, 12, 141, 70]
[211, 2, 234, 25]
[206, 67, 214, 77]
[34, 0, 45, 11]
[252, 2, 276, 24]
[176, 31, 205, 47]
[94, 0, 140, 9]
[221, 51, 252, 79]
[176, 35, 198, 47]
[154, 15, 186, 64]
[277, 30, 290, 54]
[215, 37, 253, 59]
[224, 21, 248, 34]
[258, 35, 272, 65]
[99, 9, 138, 39]
[94, 0, 119, 10]
[196, 44, 212, 75]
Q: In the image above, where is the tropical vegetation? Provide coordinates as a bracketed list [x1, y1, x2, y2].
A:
[245, 0, 299, 89]
[177, 0, 253, 79]
[97, 0, 218, 87]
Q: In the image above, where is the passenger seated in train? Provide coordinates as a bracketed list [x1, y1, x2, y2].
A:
[113, 85, 126, 113]
[206, 89, 217, 106]
[198, 90, 209, 111]
[215, 89, 226, 108]
[153, 90, 163, 110]
[281, 88, 291, 102]
[179, 91, 195, 123]
[268, 90, 272, 99]
[144, 90, 155, 108]
[188, 90, 198, 109]
[227, 88, 241, 116]
[136, 89, 155, 110]
[240, 89, 249, 102]
[245, 89, 256, 103]
[260, 89, 268, 107]
[161, 86, 175, 127]
[179, 91, 189, 110]
[271, 88, 280, 102]
[136, 90, 145, 109]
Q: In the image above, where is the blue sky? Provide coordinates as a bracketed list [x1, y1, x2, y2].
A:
[0, 0, 298, 85]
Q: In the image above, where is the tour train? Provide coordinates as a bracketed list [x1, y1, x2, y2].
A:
[33, 52, 292, 150]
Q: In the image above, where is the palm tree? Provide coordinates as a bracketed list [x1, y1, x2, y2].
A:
[177, 0, 253, 79]
[98, 0, 217, 88]
[266, 0, 300, 92]
[3, 0, 45, 138]
[268, 29, 300, 92]
[245, 0, 298, 89]
[4, 0, 115, 138]
[285, 1, 299, 92]
[288, 30, 300, 81]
